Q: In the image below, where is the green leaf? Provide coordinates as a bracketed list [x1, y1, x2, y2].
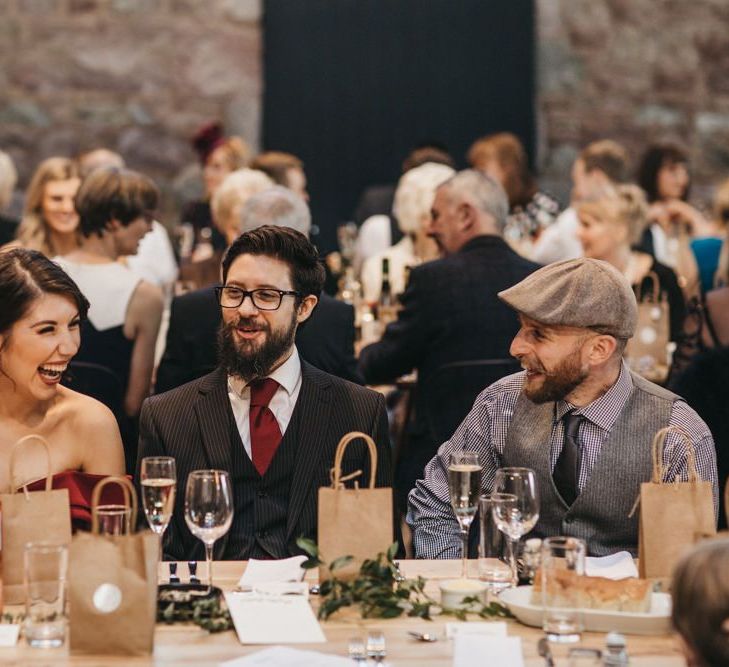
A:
[301, 557, 320, 570]
[329, 555, 354, 572]
[296, 537, 321, 559]
[387, 542, 399, 561]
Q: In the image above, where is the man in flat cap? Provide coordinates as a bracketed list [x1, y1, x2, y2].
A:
[408, 258, 718, 557]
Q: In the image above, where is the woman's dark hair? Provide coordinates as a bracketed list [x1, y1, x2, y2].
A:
[221, 225, 325, 298]
[0, 248, 89, 342]
[75, 166, 158, 237]
[637, 143, 690, 203]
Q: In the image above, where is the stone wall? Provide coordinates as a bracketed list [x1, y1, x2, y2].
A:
[0, 0, 261, 218]
[2, 0, 728, 222]
[537, 0, 729, 205]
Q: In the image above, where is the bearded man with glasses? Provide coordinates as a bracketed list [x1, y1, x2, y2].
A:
[137, 225, 392, 560]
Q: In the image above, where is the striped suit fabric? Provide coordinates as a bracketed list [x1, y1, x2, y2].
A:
[136, 360, 393, 560]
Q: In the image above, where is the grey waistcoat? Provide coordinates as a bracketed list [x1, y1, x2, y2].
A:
[502, 372, 677, 556]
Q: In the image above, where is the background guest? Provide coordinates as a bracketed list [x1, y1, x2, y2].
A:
[467, 132, 560, 254]
[531, 139, 630, 265]
[637, 143, 703, 297]
[54, 167, 163, 471]
[0, 150, 19, 246]
[182, 121, 250, 251]
[690, 177, 729, 294]
[672, 538, 729, 667]
[250, 151, 309, 201]
[360, 161, 454, 302]
[14, 157, 81, 257]
[576, 184, 686, 343]
[0, 248, 124, 492]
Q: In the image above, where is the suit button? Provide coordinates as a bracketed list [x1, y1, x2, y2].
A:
[564, 517, 574, 525]
[257, 530, 268, 538]
[258, 491, 267, 499]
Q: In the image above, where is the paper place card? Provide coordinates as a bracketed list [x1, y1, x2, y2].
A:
[445, 621, 507, 639]
[224, 592, 326, 644]
[0, 625, 20, 647]
[585, 551, 639, 580]
[453, 635, 524, 667]
[238, 556, 307, 587]
[220, 646, 352, 667]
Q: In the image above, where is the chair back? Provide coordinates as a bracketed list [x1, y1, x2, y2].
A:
[62, 361, 124, 418]
[422, 359, 520, 445]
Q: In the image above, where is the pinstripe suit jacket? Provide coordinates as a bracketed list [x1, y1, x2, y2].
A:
[137, 360, 392, 560]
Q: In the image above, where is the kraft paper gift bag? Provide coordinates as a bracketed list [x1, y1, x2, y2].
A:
[637, 427, 716, 580]
[625, 273, 671, 384]
[1, 435, 72, 604]
[69, 476, 159, 655]
[318, 432, 393, 580]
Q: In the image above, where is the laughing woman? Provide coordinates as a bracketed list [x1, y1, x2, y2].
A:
[0, 248, 125, 495]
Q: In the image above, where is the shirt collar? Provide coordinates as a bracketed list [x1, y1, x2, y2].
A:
[228, 347, 302, 398]
[553, 360, 634, 431]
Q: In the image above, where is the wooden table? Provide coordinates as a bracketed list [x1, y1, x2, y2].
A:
[4, 560, 685, 665]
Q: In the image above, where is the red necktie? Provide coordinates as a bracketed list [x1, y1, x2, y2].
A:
[249, 378, 282, 476]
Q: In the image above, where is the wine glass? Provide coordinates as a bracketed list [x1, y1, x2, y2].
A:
[491, 467, 540, 585]
[448, 451, 481, 579]
[140, 456, 177, 561]
[184, 470, 234, 591]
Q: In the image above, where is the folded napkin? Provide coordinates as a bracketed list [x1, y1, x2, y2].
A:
[238, 555, 307, 587]
[585, 551, 639, 579]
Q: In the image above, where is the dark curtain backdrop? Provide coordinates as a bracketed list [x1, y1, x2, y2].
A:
[263, 0, 535, 253]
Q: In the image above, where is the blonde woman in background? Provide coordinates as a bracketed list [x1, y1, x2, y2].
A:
[0, 150, 19, 245]
[672, 538, 729, 667]
[576, 184, 686, 342]
[211, 168, 274, 246]
[14, 157, 81, 257]
[360, 161, 455, 302]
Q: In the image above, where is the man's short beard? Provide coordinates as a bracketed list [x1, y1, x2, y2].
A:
[217, 312, 297, 381]
[524, 348, 589, 404]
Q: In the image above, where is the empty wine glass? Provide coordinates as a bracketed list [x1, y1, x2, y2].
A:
[448, 451, 481, 578]
[492, 467, 539, 585]
[140, 456, 177, 561]
[184, 470, 234, 591]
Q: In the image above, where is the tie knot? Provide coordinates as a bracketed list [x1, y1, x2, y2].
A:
[249, 378, 279, 407]
[562, 410, 583, 440]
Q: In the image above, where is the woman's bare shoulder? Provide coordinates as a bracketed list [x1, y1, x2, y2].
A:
[56, 386, 118, 431]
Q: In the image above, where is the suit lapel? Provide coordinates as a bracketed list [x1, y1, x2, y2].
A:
[193, 367, 234, 473]
[286, 362, 333, 540]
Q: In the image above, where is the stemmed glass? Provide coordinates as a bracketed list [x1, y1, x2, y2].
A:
[140, 456, 177, 561]
[491, 467, 539, 586]
[184, 470, 234, 591]
[447, 451, 481, 579]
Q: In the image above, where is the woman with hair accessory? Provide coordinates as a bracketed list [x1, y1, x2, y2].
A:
[13, 157, 81, 257]
[672, 537, 729, 667]
[181, 121, 250, 253]
[0, 248, 124, 523]
[54, 167, 164, 472]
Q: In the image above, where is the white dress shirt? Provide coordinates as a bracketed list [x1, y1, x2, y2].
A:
[530, 206, 583, 265]
[227, 348, 303, 460]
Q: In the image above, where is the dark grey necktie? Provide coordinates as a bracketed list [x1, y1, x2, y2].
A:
[552, 411, 583, 506]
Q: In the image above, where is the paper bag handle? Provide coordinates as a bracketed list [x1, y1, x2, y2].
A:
[650, 425, 699, 484]
[330, 431, 378, 490]
[9, 434, 52, 494]
[91, 476, 138, 534]
[636, 271, 662, 304]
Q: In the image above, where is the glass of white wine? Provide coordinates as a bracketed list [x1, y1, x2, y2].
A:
[140, 456, 177, 561]
[185, 470, 234, 592]
[448, 451, 481, 579]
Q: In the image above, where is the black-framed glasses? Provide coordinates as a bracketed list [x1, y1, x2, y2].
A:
[215, 285, 300, 311]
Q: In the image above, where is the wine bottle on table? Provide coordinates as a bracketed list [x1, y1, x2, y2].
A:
[377, 257, 398, 325]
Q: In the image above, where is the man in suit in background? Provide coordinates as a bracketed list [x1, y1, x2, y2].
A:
[139, 226, 391, 560]
[155, 186, 362, 392]
[358, 169, 540, 513]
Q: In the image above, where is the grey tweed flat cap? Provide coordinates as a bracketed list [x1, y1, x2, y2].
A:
[498, 258, 637, 338]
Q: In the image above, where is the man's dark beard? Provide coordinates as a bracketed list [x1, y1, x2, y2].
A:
[217, 313, 297, 381]
[524, 349, 588, 404]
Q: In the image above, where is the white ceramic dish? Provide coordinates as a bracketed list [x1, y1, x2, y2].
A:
[499, 585, 672, 635]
